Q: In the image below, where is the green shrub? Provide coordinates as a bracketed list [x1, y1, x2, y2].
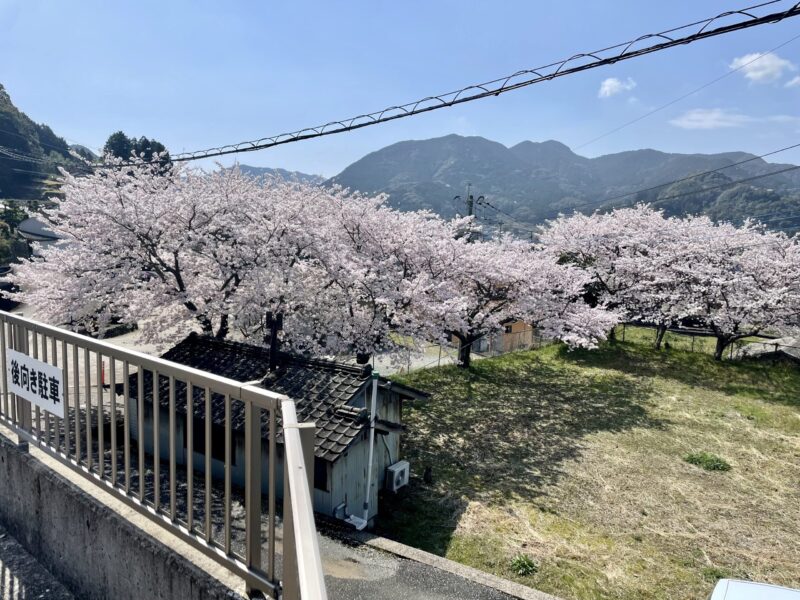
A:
[685, 452, 731, 472]
[701, 566, 731, 582]
[510, 553, 538, 576]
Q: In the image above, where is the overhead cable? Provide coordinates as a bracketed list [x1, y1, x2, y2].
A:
[573, 31, 800, 150]
[99, 0, 800, 167]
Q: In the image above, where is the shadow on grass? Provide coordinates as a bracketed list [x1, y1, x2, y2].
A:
[563, 341, 800, 409]
[379, 350, 664, 555]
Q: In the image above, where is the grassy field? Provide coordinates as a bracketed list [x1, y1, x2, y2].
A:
[383, 339, 800, 600]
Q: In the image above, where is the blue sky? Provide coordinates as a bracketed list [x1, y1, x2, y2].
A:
[2, 0, 799, 176]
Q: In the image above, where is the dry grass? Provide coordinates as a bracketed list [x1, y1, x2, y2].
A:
[382, 341, 800, 600]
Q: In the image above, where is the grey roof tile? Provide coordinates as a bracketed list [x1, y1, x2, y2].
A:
[122, 333, 382, 462]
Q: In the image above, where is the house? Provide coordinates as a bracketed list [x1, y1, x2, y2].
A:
[123, 333, 427, 525]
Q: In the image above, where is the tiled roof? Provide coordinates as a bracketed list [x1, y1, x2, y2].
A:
[122, 333, 424, 462]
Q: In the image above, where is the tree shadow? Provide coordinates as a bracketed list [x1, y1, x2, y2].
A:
[564, 342, 800, 409]
[378, 351, 665, 554]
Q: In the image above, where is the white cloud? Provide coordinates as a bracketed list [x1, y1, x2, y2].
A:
[786, 75, 800, 88]
[669, 108, 800, 131]
[765, 114, 800, 127]
[598, 77, 636, 98]
[729, 52, 796, 83]
[669, 108, 752, 130]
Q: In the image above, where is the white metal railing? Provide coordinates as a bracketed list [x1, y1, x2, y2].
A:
[0, 311, 327, 599]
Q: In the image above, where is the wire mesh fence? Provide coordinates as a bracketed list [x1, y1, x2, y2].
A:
[617, 323, 777, 360]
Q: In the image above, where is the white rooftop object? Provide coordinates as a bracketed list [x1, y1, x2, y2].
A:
[709, 579, 800, 600]
[737, 337, 800, 362]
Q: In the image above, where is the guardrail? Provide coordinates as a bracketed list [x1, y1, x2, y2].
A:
[0, 311, 327, 599]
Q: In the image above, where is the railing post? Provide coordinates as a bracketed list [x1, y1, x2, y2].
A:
[245, 400, 262, 591]
[13, 324, 31, 451]
[282, 421, 315, 600]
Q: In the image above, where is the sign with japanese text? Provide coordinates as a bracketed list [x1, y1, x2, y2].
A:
[5, 348, 64, 418]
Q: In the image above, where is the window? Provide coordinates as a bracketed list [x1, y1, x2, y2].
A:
[504, 324, 513, 334]
[314, 457, 328, 491]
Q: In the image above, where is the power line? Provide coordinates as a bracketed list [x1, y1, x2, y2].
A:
[0, 146, 52, 164]
[643, 164, 800, 204]
[569, 141, 800, 212]
[483, 200, 800, 249]
[0, 145, 93, 175]
[10, 167, 56, 177]
[573, 31, 800, 151]
[476, 142, 800, 235]
[477, 199, 539, 233]
[730, 204, 800, 223]
[98, 0, 800, 167]
[0, 125, 93, 158]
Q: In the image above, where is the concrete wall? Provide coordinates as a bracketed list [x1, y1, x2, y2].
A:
[0, 431, 246, 600]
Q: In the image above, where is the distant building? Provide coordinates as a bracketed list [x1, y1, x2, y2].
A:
[17, 217, 59, 258]
[452, 319, 536, 356]
[123, 333, 427, 524]
[17, 217, 59, 245]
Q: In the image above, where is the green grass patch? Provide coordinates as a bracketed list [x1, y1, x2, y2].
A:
[701, 566, 733, 583]
[511, 553, 538, 576]
[684, 452, 731, 472]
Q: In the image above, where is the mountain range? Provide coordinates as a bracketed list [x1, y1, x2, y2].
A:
[326, 134, 800, 231]
[234, 164, 325, 185]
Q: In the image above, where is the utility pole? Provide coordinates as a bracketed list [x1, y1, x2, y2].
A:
[454, 183, 482, 219]
[453, 183, 484, 242]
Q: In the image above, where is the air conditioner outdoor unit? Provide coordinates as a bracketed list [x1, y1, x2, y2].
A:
[386, 460, 410, 492]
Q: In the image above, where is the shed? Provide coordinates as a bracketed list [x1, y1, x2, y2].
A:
[123, 333, 427, 524]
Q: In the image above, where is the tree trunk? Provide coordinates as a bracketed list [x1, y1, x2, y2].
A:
[608, 326, 617, 343]
[457, 335, 475, 369]
[215, 314, 229, 339]
[654, 324, 668, 350]
[713, 336, 728, 361]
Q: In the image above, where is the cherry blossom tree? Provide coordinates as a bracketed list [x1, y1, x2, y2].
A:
[406, 233, 619, 368]
[263, 190, 471, 356]
[540, 205, 800, 359]
[8, 159, 292, 343]
[7, 159, 618, 365]
[3, 160, 476, 356]
[539, 205, 692, 348]
[663, 216, 800, 360]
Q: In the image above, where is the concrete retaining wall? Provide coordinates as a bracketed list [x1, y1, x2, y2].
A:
[0, 431, 246, 600]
